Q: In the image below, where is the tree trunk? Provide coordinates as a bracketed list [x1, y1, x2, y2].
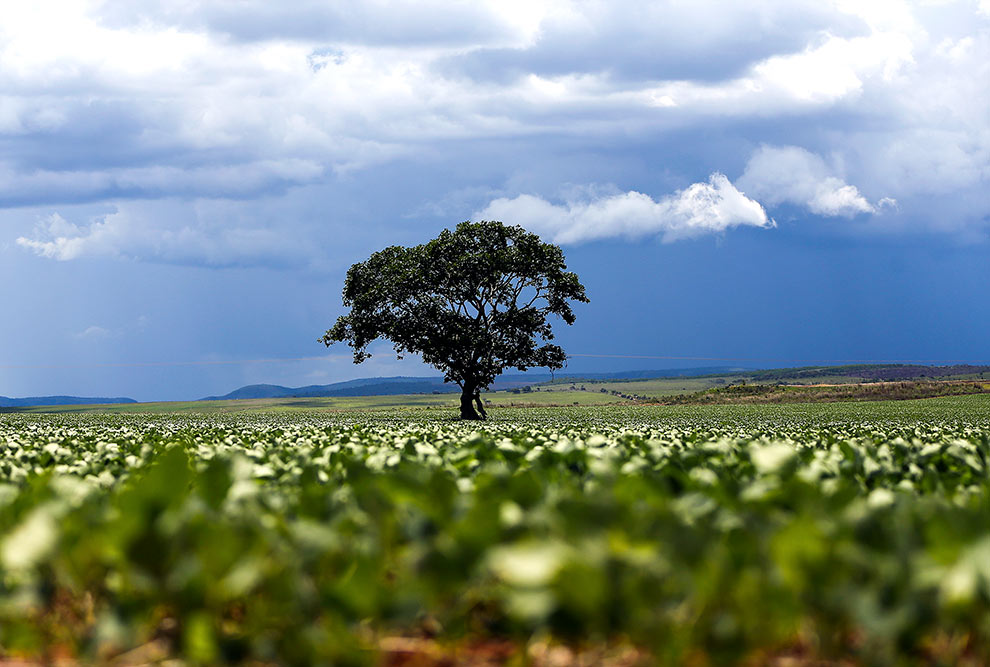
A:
[460, 383, 482, 420]
[474, 390, 488, 420]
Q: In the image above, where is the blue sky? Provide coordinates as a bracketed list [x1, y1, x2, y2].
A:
[1, 0, 988, 401]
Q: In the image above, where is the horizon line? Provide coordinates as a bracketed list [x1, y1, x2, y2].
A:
[2, 354, 989, 371]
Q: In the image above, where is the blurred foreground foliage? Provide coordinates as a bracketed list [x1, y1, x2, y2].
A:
[0, 400, 989, 664]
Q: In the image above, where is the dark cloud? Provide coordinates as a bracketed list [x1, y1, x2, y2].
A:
[437, 2, 868, 84]
[96, 0, 514, 46]
[0, 100, 163, 171]
[2, 0, 987, 269]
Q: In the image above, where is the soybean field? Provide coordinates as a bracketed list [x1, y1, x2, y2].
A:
[1, 397, 989, 665]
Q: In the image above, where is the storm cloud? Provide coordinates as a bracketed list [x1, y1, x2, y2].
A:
[0, 1, 986, 266]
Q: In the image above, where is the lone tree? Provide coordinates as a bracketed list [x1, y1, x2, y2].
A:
[321, 221, 589, 420]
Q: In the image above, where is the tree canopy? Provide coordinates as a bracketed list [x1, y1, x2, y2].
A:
[321, 220, 589, 419]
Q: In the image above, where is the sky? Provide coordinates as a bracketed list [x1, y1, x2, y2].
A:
[1, 0, 989, 401]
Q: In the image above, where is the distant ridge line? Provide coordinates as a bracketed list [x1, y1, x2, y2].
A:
[199, 367, 750, 401]
[0, 396, 137, 408]
[567, 354, 990, 364]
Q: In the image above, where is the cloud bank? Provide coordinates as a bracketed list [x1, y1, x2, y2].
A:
[17, 205, 315, 268]
[737, 145, 885, 217]
[2, 0, 988, 267]
[475, 174, 772, 244]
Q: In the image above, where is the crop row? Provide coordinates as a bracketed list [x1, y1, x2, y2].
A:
[0, 403, 988, 664]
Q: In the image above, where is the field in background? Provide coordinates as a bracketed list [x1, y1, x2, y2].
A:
[8, 363, 990, 414]
[5, 387, 630, 415]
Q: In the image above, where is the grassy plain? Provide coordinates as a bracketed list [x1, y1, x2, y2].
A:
[532, 376, 725, 397]
[9, 375, 989, 416]
[0, 390, 629, 414]
[5, 387, 629, 415]
[8, 363, 990, 415]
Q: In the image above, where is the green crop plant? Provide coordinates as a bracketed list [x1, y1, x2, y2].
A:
[0, 398, 988, 664]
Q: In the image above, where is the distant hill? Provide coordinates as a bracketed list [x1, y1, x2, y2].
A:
[747, 364, 990, 382]
[201, 376, 458, 401]
[0, 396, 137, 408]
[200, 367, 752, 401]
[551, 364, 990, 385]
[540, 366, 751, 382]
[7, 365, 986, 408]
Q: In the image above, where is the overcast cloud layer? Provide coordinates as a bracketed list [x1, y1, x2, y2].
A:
[1, 0, 989, 399]
[3, 0, 989, 268]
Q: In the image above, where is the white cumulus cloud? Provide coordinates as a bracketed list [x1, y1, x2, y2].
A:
[16, 204, 315, 268]
[474, 173, 773, 244]
[73, 325, 112, 340]
[737, 145, 885, 217]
